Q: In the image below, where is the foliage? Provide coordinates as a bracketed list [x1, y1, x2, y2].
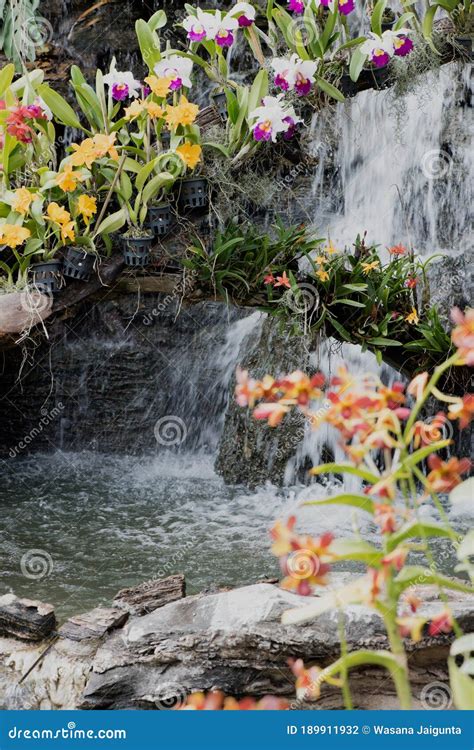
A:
[182, 219, 322, 300]
[236, 307, 474, 709]
[0, 0, 45, 71]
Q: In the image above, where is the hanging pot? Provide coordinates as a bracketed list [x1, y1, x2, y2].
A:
[63, 247, 95, 282]
[147, 203, 173, 237]
[31, 260, 63, 293]
[454, 36, 473, 59]
[178, 177, 209, 210]
[121, 234, 154, 267]
[212, 91, 228, 122]
[339, 74, 358, 97]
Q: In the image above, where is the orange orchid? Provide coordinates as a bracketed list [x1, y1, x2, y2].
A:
[451, 307, 474, 365]
[428, 608, 453, 637]
[426, 455, 471, 493]
[448, 394, 474, 429]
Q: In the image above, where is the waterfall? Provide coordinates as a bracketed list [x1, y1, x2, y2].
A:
[310, 62, 473, 256]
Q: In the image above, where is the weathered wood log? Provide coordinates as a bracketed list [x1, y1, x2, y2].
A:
[58, 607, 129, 642]
[113, 574, 186, 616]
[0, 594, 56, 641]
[0, 291, 52, 334]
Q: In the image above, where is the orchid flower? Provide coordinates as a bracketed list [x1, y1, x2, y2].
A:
[382, 28, 414, 57]
[103, 68, 141, 101]
[154, 56, 193, 91]
[249, 94, 302, 142]
[183, 8, 215, 42]
[360, 32, 395, 68]
[287, 0, 305, 13]
[230, 2, 256, 27]
[271, 54, 317, 96]
[183, 8, 239, 47]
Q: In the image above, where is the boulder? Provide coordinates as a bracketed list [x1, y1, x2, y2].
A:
[0, 594, 56, 642]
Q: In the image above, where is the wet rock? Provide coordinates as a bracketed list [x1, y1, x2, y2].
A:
[215, 317, 317, 487]
[80, 580, 474, 709]
[114, 574, 186, 616]
[0, 594, 56, 642]
[58, 607, 129, 642]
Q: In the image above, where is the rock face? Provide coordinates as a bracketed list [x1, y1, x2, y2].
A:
[0, 595, 56, 642]
[216, 318, 317, 487]
[1, 580, 472, 710]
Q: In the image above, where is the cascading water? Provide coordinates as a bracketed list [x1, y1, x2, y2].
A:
[310, 62, 473, 255]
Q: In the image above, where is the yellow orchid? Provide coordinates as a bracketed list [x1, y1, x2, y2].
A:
[176, 142, 202, 169]
[361, 260, 380, 275]
[70, 138, 98, 169]
[11, 187, 34, 215]
[77, 195, 97, 223]
[0, 224, 31, 248]
[165, 96, 199, 129]
[92, 133, 119, 161]
[60, 220, 76, 243]
[144, 75, 172, 98]
[56, 164, 84, 193]
[405, 307, 419, 325]
[316, 268, 329, 282]
[46, 202, 71, 225]
[145, 102, 164, 119]
[326, 242, 338, 255]
[124, 100, 145, 121]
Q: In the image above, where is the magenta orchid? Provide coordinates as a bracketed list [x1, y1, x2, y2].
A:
[103, 68, 141, 101]
[230, 2, 256, 27]
[271, 54, 317, 96]
[183, 8, 239, 48]
[361, 29, 414, 68]
[249, 94, 301, 142]
[154, 56, 193, 90]
[287, 0, 305, 13]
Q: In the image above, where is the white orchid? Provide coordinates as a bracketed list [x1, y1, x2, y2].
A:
[271, 54, 317, 95]
[360, 32, 395, 67]
[154, 56, 193, 90]
[249, 94, 302, 142]
[103, 68, 141, 100]
[230, 2, 256, 25]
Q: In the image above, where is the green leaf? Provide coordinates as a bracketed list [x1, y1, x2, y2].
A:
[247, 69, 269, 118]
[316, 76, 345, 102]
[135, 18, 161, 71]
[368, 337, 403, 346]
[341, 283, 368, 292]
[141, 171, 175, 206]
[37, 84, 84, 130]
[0, 63, 15, 96]
[331, 539, 382, 565]
[401, 439, 452, 470]
[394, 566, 474, 595]
[94, 208, 127, 237]
[371, 0, 388, 35]
[387, 521, 453, 551]
[333, 298, 366, 308]
[350, 47, 367, 82]
[148, 10, 167, 31]
[310, 462, 380, 484]
[422, 5, 439, 43]
[304, 494, 375, 514]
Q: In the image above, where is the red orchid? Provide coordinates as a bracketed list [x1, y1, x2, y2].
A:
[428, 608, 453, 637]
[448, 394, 474, 429]
[451, 307, 474, 365]
[263, 273, 275, 285]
